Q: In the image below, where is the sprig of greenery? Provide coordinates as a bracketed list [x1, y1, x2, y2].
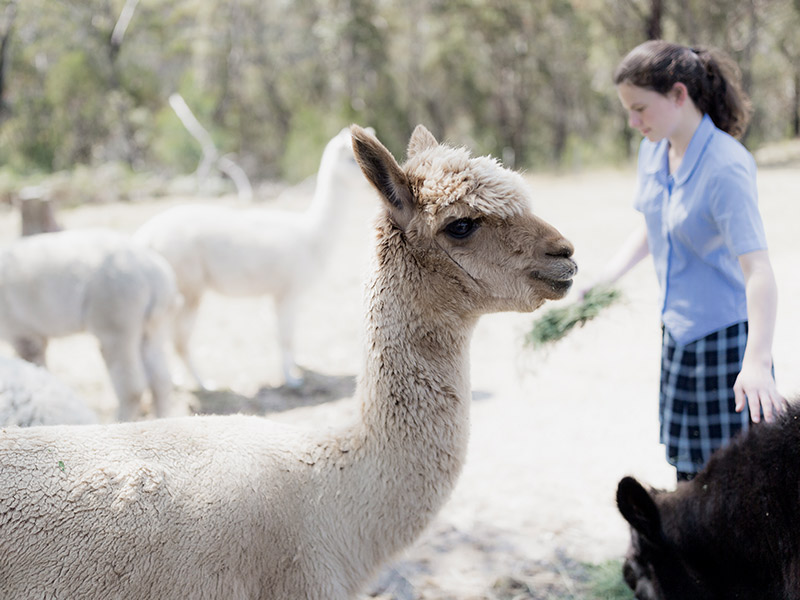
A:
[525, 286, 622, 349]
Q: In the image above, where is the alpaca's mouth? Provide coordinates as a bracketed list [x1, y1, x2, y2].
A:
[530, 261, 577, 294]
[533, 276, 573, 294]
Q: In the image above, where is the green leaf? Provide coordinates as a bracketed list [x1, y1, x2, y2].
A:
[525, 286, 622, 349]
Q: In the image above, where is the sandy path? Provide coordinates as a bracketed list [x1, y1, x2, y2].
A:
[1, 165, 797, 598]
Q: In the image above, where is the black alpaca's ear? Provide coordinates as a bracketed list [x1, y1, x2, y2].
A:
[350, 125, 414, 229]
[617, 476, 664, 546]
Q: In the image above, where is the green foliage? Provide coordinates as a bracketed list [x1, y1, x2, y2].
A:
[281, 109, 341, 183]
[582, 560, 635, 599]
[488, 558, 633, 599]
[151, 104, 202, 173]
[45, 51, 109, 168]
[0, 0, 798, 183]
[526, 286, 622, 349]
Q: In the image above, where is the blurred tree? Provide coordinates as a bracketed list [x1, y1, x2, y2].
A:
[0, 0, 796, 181]
[0, 0, 17, 122]
[774, 0, 800, 136]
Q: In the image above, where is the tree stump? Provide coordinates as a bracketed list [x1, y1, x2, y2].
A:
[17, 187, 61, 236]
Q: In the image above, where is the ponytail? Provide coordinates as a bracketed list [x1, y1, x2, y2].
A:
[613, 40, 753, 139]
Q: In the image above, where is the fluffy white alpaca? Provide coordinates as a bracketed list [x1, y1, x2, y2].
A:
[135, 127, 364, 389]
[0, 125, 576, 599]
[0, 229, 180, 421]
[0, 356, 99, 426]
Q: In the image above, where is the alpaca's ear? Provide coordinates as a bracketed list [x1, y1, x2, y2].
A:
[616, 477, 664, 546]
[407, 124, 438, 158]
[351, 125, 414, 229]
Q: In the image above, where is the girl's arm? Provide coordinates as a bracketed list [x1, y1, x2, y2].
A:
[577, 222, 649, 298]
[734, 249, 786, 422]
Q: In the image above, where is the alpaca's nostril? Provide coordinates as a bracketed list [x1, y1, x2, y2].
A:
[546, 240, 574, 259]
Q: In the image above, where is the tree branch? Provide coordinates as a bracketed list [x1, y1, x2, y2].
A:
[169, 93, 253, 201]
[110, 0, 140, 61]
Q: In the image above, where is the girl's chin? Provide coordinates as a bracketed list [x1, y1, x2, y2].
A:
[643, 131, 664, 142]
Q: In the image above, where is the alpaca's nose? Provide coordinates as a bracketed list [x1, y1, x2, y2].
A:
[547, 239, 575, 259]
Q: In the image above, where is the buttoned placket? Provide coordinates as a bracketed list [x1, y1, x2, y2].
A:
[660, 163, 675, 320]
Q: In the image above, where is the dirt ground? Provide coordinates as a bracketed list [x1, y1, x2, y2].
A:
[1, 162, 798, 599]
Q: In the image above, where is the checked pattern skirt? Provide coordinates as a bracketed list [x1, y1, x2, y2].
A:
[659, 322, 751, 474]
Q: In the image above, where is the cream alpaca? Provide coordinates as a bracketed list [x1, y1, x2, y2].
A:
[0, 125, 576, 599]
[135, 127, 363, 388]
[0, 356, 99, 426]
[0, 229, 180, 421]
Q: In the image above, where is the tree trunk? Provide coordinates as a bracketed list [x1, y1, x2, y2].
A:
[17, 189, 61, 237]
[647, 0, 662, 39]
[794, 70, 800, 137]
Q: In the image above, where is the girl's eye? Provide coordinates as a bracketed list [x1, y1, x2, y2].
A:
[444, 218, 479, 240]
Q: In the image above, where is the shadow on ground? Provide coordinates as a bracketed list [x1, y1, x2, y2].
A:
[188, 369, 357, 416]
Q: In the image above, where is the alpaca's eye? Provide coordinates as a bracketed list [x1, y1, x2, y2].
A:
[444, 218, 479, 240]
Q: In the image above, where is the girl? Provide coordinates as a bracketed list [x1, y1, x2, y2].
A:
[586, 40, 786, 481]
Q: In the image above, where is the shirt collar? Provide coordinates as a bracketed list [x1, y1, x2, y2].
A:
[640, 113, 716, 183]
[674, 113, 715, 185]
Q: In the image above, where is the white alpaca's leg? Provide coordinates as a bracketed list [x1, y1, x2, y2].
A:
[97, 333, 147, 422]
[275, 294, 302, 387]
[141, 324, 179, 418]
[173, 294, 212, 390]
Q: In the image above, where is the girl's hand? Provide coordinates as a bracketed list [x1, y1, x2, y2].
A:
[733, 363, 787, 423]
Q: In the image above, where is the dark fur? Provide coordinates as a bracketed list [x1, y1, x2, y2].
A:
[617, 401, 800, 600]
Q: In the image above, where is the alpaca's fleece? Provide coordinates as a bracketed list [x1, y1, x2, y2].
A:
[618, 401, 800, 599]
[0, 356, 98, 426]
[406, 144, 531, 225]
[134, 127, 362, 389]
[0, 125, 576, 600]
[0, 416, 321, 598]
[0, 229, 180, 420]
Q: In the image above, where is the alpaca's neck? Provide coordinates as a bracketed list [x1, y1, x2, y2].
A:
[343, 225, 477, 561]
[305, 145, 349, 240]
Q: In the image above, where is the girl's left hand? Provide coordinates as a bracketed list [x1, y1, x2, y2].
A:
[733, 364, 788, 423]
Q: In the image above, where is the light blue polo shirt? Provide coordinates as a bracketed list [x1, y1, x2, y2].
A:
[634, 114, 767, 345]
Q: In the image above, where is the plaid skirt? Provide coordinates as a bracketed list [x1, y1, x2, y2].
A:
[659, 322, 750, 474]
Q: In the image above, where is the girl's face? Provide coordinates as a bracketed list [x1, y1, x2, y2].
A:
[617, 81, 681, 143]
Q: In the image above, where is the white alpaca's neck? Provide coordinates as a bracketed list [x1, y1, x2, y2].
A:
[305, 142, 349, 243]
[334, 224, 477, 570]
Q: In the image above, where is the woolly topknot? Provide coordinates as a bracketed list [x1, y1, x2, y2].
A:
[404, 143, 532, 223]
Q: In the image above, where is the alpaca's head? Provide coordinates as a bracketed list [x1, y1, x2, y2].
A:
[320, 127, 366, 180]
[351, 124, 576, 316]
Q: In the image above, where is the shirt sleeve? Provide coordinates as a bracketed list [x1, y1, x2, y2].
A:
[708, 155, 768, 256]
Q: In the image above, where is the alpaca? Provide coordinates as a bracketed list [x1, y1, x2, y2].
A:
[135, 127, 365, 389]
[0, 229, 180, 421]
[617, 400, 800, 600]
[0, 356, 99, 426]
[0, 125, 576, 599]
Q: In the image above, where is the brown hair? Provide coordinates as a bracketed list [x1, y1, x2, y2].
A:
[613, 40, 752, 139]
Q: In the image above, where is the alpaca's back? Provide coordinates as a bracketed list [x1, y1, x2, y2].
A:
[0, 415, 331, 599]
[0, 229, 177, 339]
[0, 229, 180, 419]
[135, 202, 333, 388]
[136, 204, 320, 299]
[1, 232, 105, 336]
